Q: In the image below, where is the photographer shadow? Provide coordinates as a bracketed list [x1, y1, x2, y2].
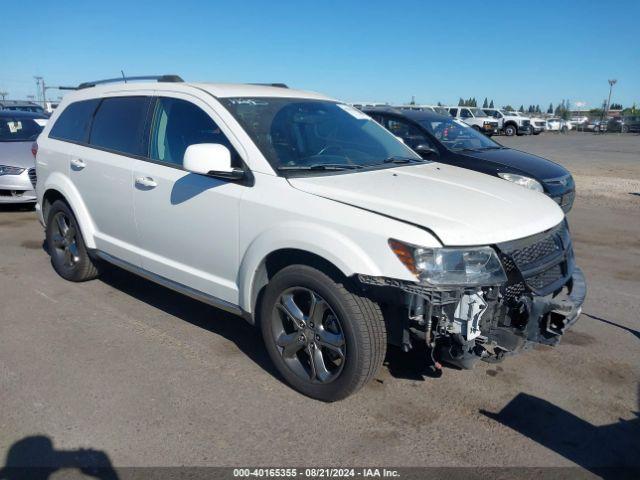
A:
[0, 436, 118, 480]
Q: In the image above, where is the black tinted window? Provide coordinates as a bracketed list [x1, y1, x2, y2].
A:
[0, 117, 44, 142]
[149, 97, 237, 166]
[49, 99, 100, 142]
[89, 97, 151, 156]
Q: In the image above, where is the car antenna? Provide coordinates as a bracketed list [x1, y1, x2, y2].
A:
[121, 70, 127, 83]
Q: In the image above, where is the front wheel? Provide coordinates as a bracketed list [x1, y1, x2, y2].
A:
[504, 125, 516, 136]
[260, 265, 386, 401]
[622, 125, 629, 133]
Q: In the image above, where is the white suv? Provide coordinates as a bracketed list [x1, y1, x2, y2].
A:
[35, 75, 585, 401]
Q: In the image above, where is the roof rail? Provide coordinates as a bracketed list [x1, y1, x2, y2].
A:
[247, 83, 289, 88]
[78, 74, 184, 90]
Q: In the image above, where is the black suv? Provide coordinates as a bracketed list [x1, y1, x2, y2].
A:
[607, 116, 640, 133]
[363, 107, 575, 212]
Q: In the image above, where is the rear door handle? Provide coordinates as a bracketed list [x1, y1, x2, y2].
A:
[135, 176, 157, 188]
[70, 158, 85, 170]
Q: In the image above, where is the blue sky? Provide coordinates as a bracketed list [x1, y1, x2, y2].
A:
[1, 0, 638, 109]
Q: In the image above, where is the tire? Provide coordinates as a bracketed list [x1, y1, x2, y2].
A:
[472, 125, 481, 132]
[504, 124, 516, 136]
[533, 131, 541, 135]
[260, 264, 386, 401]
[46, 200, 100, 282]
[622, 125, 629, 133]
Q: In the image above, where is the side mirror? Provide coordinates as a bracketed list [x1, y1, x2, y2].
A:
[414, 144, 438, 158]
[183, 143, 244, 180]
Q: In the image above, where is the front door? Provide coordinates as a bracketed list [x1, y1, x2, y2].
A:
[133, 94, 246, 304]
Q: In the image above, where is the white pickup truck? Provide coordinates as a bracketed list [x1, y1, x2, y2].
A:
[483, 108, 532, 136]
[447, 106, 500, 136]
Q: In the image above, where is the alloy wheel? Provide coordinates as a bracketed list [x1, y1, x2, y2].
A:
[271, 287, 346, 384]
[51, 212, 80, 268]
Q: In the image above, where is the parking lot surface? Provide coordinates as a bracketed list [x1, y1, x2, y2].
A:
[1, 133, 639, 471]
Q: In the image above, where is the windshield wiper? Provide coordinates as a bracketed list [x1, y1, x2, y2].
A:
[277, 163, 363, 171]
[382, 156, 425, 164]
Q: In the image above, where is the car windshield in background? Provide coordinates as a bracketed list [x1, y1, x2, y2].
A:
[420, 118, 501, 151]
[0, 117, 43, 142]
[470, 108, 488, 117]
[221, 98, 421, 173]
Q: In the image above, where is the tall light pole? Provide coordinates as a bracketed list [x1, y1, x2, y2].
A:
[606, 79, 617, 117]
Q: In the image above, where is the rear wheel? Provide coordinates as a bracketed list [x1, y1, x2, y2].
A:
[46, 200, 99, 282]
[622, 125, 629, 133]
[260, 265, 386, 401]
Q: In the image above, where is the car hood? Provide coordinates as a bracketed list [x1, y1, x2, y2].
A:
[463, 148, 569, 181]
[288, 163, 565, 246]
[0, 141, 36, 169]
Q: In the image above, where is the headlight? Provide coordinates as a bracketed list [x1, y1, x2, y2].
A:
[0, 165, 25, 176]
[498, 172, 544, 192]
[388, 239, 507, 286]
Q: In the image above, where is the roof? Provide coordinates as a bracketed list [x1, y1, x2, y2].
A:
[62, 81, 333, 101]
[361, 106, 450, 122]
[0, 100, 44, 108]
[0, 109, 48, 119]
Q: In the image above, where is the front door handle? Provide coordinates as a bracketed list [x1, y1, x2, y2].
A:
[70, 158, 85, 170]
[135, 176, 158, 188]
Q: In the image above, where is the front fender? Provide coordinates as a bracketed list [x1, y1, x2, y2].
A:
[237, 222, 385, 314]
[42, 172, 97, 249]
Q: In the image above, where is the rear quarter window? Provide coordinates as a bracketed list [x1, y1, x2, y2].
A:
[88, 96, 151, 156]
[49, 99, 100, 143]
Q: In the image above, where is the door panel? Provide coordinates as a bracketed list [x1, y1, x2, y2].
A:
[133, 95, 245, 304]
[71, 95, 152, 265]
[133, 162, 242, 303]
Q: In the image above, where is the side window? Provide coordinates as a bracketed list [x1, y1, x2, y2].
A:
[49, 99, 100, 143]
[89, 96, 151, 156]
[385, 117, 434, 150]
[449, 108, 458, 117]
[149, 97, 238, 167]
[460, 109, 472, 118]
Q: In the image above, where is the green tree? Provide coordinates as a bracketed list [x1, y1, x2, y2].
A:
[458, 98, 464, 106]
[547, 103, 553, 114]
[489, 99, 494, 108]
[482, 97, 488, 108]
[610, 103, 622, 110]
[518, 105, 524, 112]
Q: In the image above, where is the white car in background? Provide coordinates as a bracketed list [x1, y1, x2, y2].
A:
[546, 118, 573, 133]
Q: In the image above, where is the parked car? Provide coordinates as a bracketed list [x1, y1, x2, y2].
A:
[546, 118, 572, 133]
[607, 116, 640, 133]
[0, 111, 46, 204]
[529, 117, 547, 134]
[447, 106, 499, 136]
[396, 105, 451, 116]
[483, 108, 532, 136]
[35, 75, 585, 401]
[364, 107, 576, 212]
[0, 100, 47, 116]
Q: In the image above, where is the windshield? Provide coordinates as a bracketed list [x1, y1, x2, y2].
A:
[221, 98, 421, 172]
[0, 117, 43, 142]
[469, 108, 488, 117]
[419, 117, 501, 151]
[433, 107, 450, 115]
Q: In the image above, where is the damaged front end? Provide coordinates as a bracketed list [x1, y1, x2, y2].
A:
[359, 221, 586, 370]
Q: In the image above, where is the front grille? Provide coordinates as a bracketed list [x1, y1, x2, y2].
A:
[535, 121, 546, 127]
[498, 223, 573, 296]
[28, 168, 37, 188]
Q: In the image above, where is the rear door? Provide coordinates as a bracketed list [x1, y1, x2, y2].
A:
[74, 95, 152, 264]
[132, 93, 247, 305]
